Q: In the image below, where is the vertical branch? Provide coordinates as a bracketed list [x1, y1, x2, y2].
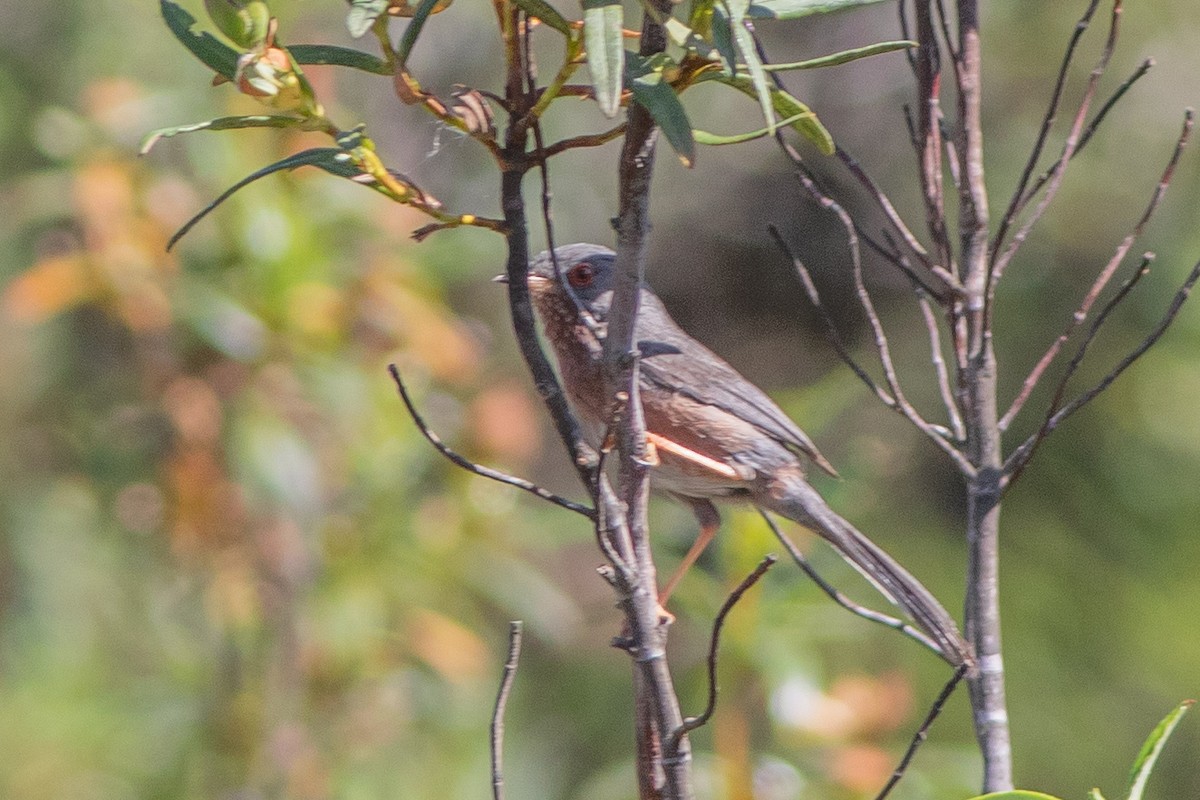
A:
[491, 621, 523, 800]
[952, 0, 1012, 791]
[602, 0, 694, 796]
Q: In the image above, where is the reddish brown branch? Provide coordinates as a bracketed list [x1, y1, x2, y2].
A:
[999, 109, 1193, 431]
[991, 0, 1104, 261]
[1005, 256, 1200, 478]
[987, 1, 1124, 309]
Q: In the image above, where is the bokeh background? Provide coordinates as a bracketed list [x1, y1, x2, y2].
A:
[2, 1, 1199, 798]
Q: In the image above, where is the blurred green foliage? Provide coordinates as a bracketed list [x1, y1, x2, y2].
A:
[1, 1, 1199, 799]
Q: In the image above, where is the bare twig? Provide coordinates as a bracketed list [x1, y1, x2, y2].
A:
[988, 0, 1124, 308]
[872, 664, 969, 800]
[999, 109, 1193, 431]
[1005, 256, 1200, 478]
[767, 226, 896, 408]
[669, 556, 777, 748]
[911, 0, 956, 286]
[387, 364, 594, 518]
[917, 288, 966, 440]
[542, 125, 628, 159]
[491, 621, 523, 800]
[991, 0, 1104, 260]
[1018, 57, 1154, 210]
[791, 167, 975, 474]
[758, 511, 945, 658]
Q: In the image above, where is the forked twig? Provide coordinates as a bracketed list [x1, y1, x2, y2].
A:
[1005, 257, 1200, 478]
[988, 0, 1124, 307]
[758, 511, 945, 659]
[999, 109, 1193, 431]
[1018, 57, 1154, 210]
[669, 555, 777, 748]
[789, 168, 975, 474]
[991, 0, 1105, 259]
[387, 364, 594, 518]
[491, 621, 524, 800]
[767, 226, 895, 408]
[872, 664, 968, 800]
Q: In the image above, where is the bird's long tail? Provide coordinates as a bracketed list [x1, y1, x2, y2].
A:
[761, 474, 974, 670]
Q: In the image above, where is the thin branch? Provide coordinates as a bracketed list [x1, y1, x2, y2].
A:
[790, 167, 976, 474]
[491, 621, 523, 800]
[987, 0, 1124, 307]
[669, 556, 777, 749]
[767, 226, 896, 408]
[873, 664, 968, 800]
[917, 287, 966, 440]
[542, 124, 628, 159]
[387, 364, 594, 518]
[1018, 57, 1154, 209]
[1003, 253, 1153, 485]
[911, 1, 956, 284]
[758, 511, 945, 658]
[999, 109, 1193, 431]
[1005, 257, 1200, 477]
[991, 0, 1104, 260]
[834, 147, 948, 282]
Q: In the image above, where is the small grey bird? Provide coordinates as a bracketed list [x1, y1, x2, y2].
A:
[518, 243, 971, 668]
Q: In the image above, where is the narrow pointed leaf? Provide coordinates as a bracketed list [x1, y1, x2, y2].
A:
[289, 44, 391, 74]
[510, 0, 573, 35]
[688, 0, 715, 35]
[141, 115, 306, 155]
[745, 0, 889, 20]
[765, 39, 915, 71]
[723, 0, 775, 134]
[1127, 700, 1193, 800]
[709, 9, 737, 72]
[161, 0, 239, 79]
[692, 111, 814, 145]
[626, 53, 695, 166]
[583, 0, 625, 118]
[700, 73, 833, 154]
[168, 148, 348, 250]
[346, 0, 390, 37]
[396, 0, 447, 68]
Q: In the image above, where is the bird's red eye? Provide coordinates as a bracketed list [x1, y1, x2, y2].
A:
[567, 262, 595, 288]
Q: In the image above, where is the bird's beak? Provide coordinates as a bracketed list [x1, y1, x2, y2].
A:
[492, 273, 508, 284]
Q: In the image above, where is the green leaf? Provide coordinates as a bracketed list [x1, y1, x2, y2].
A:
[765, 39, 915, 71]
[346, 0, 390, 37]
[699, 72, 834, 154]
[723, 0, 775, 133]
[1089, 790, 1108, 800]
[140, 115, 306, 155]
[626, 53, 695, 166]
[204, 0, 271, 48]
[396, 0, 446, 68]
[688, 0, 715, 34]
[510, 0, 574, 35]
[745, 0, 889, 20]
[1127, 700, 1193, 800]
[693, 111, 813, 145]
[583, 0, 625, 118]
[161, 0, 239, 80]
[709, 9, 737, 72]
[289, 44, 391, 74]
[168, 148, 350, 251]
[963, 793, 1066, 800]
